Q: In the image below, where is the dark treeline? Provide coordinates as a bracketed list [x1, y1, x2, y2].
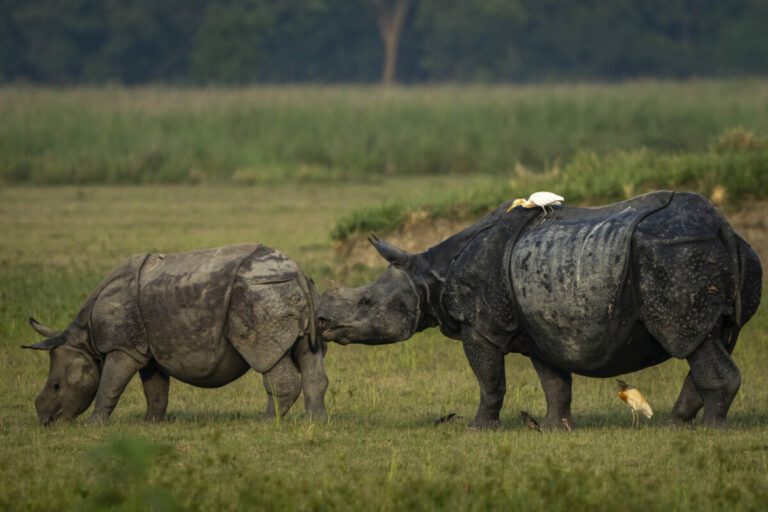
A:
[1, 0, 767, 85]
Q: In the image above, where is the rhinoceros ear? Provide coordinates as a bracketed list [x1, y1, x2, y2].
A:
[29, 317, 60, 338]
[22, 334, 66, 351]
[368, 233, 411, 268]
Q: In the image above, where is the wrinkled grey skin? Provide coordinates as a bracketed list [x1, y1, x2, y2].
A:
[318, 191, 762, 430]
[24, 243, 328, 425]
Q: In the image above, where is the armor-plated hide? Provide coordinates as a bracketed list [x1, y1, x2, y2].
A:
[25, 243, 328, 424]
[318, 191, 762, 429]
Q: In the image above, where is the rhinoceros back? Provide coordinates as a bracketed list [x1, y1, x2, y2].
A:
[135, 244, 267, 368]
[510, 192, 672, 365]
[89, 244, 307, 373]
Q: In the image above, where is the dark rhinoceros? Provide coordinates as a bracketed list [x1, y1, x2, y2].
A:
[24, 243, 328, 425]
[317, 191, 762, 429]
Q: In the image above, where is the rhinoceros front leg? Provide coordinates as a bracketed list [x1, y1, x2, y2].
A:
[462, 328, 505, 430]
[293, 335, 328, 421]
[86, 351, 144, 425]
[139, 365, 170, 423]
[262, 353, 302, 420]
[685, 323, 741, 428]
[530, 356, 573, 431]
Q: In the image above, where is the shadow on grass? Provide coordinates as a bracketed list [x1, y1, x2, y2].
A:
[123, 410, 266, 424]
[416, 409, 768, 432]
[108, 407, 768, 430]
[509, 410, 768, 431]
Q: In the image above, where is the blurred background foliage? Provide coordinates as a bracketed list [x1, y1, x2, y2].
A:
[1, 0, 767, 85]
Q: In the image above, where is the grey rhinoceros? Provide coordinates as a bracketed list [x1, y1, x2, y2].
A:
[317, 191, 762, 429]
[24, 243, 328, 425]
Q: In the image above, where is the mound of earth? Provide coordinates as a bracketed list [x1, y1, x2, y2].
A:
[335, 201, 768, 276]
[728, 201, 768, 270]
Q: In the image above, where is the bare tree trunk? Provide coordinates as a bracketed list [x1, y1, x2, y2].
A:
[375, 0, 412, 85]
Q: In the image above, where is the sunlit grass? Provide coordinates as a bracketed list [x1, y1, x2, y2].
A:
[3, 80, 768, 185]
[1, 182, 767, 510]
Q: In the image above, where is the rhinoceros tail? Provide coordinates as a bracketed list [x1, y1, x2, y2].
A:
[719, 222, 742, 327]
[297, 272, 320, 353]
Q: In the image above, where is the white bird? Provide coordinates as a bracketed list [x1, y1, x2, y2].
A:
[617, 379, 653, 428]
[507, 191, 564, 214]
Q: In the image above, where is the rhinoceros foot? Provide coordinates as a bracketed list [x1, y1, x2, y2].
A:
[84, 411, 110, 426]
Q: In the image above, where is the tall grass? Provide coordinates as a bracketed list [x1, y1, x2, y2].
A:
[2, 80, 768, 184]
[331, 128, 768, 240]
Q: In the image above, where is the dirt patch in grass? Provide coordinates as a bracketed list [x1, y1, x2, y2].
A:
[335, 200, 768, 275]
[727, 200, 768, 267]
[333, 212, 471, 274]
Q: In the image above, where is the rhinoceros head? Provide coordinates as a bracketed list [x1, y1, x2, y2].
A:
[23, 319, 100, 425]
[317, 237, 425, 345]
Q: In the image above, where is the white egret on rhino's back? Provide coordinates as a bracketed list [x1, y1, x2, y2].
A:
[507, 191, 564, 214]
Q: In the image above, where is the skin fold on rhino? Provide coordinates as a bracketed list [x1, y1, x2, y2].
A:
[317, 191, 762, 430]
[23, 243, 328, 425]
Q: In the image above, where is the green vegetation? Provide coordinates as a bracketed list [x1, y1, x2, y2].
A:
[2, 83, 767, 509]
[3, 0, 767, 84]
[332, 127, 768, 241]
[3, 81, 768, 185]
[1, 183, 767, 511]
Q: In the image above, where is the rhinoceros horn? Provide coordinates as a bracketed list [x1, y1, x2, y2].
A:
[368, 233, 411, 268]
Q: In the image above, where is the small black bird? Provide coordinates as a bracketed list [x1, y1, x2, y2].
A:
[434, 412, 459, 426]
[520, 411, 542, 432]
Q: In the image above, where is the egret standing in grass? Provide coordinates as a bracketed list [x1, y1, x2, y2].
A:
[507, 191, 564, 215]
[617, 379, 653, 427]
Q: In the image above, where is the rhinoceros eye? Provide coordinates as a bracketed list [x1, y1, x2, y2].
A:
[358, 296, 371, 306]
[52, 382, 60, 390]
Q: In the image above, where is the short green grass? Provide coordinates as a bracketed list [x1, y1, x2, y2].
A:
[1, 184, 767, 511]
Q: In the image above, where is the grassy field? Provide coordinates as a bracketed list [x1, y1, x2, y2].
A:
[1, 182, 767, 511]
[2, 82, 768, 510]
[3, 80, 768, 185]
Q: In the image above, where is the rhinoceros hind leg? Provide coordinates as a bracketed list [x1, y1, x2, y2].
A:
[665, 372, 703, 427]
[262, 353, 302, 420]
[140, 365, 170, 422]
[86, 351, 144, 425]
[293, 335, 328, 421]
[666, 324, 740, 427]
[462, 328, 505, 431]
[530, 357, 573, 431]
[685, 323, 741, 428]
